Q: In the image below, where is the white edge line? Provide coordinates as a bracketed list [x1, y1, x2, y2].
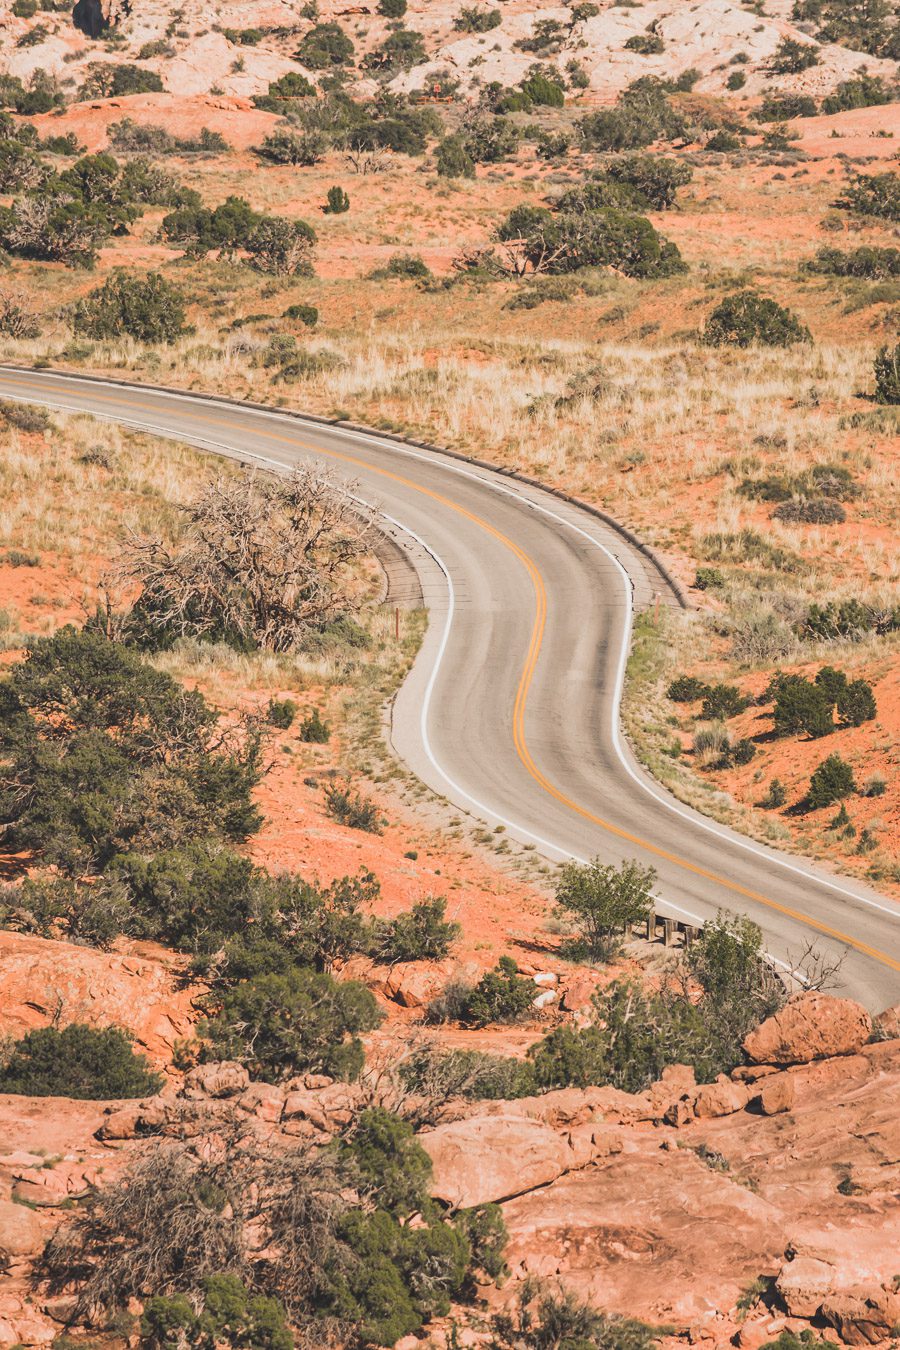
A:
[1, 372, 895, 948]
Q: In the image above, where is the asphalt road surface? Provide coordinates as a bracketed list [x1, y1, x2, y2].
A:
[1, 365, 898, 1011]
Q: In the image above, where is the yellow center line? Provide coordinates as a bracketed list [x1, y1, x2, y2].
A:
[6, 375, 900, 973]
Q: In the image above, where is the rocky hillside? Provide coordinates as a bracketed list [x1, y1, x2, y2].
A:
[1, 0, 897, 102]
[1, 991, 898, 1348]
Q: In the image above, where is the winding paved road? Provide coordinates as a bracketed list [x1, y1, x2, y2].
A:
[1, 366, 898, 1011]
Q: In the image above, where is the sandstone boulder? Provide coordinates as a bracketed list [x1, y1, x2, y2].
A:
[694, 1077, 751, 1119]
[775, 1255, 834, 1317]
[182, 1061, 249, 1099]
[559, 975, 598, 1012]
[758, 1073, 795, 1116]
[0, 1198, 47, 1263]
[421, 1115, 576, 1208]
[875, 1003, 900, 1041]
[0, 931, 198, 1066]
[820, 1284, 900, 1346]
[743, 993, 872, 1065]
[237, 1083, 284, 1123]
[384, 961, 448, 1008]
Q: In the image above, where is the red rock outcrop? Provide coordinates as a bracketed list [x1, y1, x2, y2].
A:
[0, 931, 201, 1066]
[743, 992, 873, 1065]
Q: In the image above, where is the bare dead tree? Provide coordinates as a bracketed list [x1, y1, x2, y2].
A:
[343, 138, 388, 174]
[0, 289, 42, 339]
[116, 467, 370, 652]
[785, 939, 847, 994]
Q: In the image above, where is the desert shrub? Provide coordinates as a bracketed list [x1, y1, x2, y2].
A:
[0, 1024, 162, 1099]
[436, 134, 476, 178]
[773, 497, 846, 524]
[266, 698, 297, 730]
[323, 780, 382, 833]
[802, 598, 899, 642]
[5, 873, 132, 948]
[0, 193, 105, 268]
[72, 270, 188, 344]
[693, 720, 731, 767]
[80, 63, 164, 98]
[770, 673, 834, 738]
[822, 72, 894, 113]
[0, 141, 45, 193]
[142, 1276, 293, 1350]
[709, 129, 743, 153]
[760, 777, 786, 808]
[246, 216, 316, 275]
[456, 957, 536, 1027]
[814, 664, 848, 704]
[0, 292, 41, 339]
[12, 0, 38, 14]
[770, 36, 820, 71]
[835, 171, 900, 221]
[604, 154, 693, 209]
[365, 27, 428, 71]
[702, 290, 811, 347]
[792, 0, 900, 57]
[516, 17, 567, 53]
[624, 32, 665, 54]
[42, 132, 86, 156]
[44, 1131, 500, 1344]
[756, 93, 818, 121]
[399, 1043, 535, 1103]
[580, 78, 685, 152]
[374, 896, 460, 964]
[296, 22, 355, 68]
[383, 251, 430, 279]
[498, 203, 685, 279]
[0, 399, 50, 431]
[428, 962, 536, 1028]
[530, 912, 782, 1091]
[256, 129, 326, 166]
[0, 628, 262, 872]
[554, 857, 655, 962]
[874, 343, 900, 404]
[324, 185, 350, 213]
[108, 118, 176, 153]
[700, 683, 747, 720]
[694, 567, 724, 589]
[862, 772, 886, 797]
[487, 1282, 664, 1350]
[725, 73, 746, 92]
[808, 753, 856, 807]
[120, 468, 360, 652]
[454, 5, 501, 31]
[202, 967, 382, 1081]
[110, 843, 258, 953]
[554, 178, 643, 215]
[730, 738, 756, 766]
[208, 869, 380, 979]
[808, 245, 900, 279]
[536, 131, 572, 161]
[837, 678, 876, 726]
[253, 73, 317, 112]
[297, 707, 330, 742]
[667, 674, 710, 702]
[520, 72, 565, 106]
[283, 302, 319, 326]
[462, 113, 519, 164]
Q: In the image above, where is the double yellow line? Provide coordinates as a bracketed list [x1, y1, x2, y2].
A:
[5, 374, 899, 975]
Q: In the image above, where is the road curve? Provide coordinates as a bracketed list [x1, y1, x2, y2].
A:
[1, 365, 898, 1012]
